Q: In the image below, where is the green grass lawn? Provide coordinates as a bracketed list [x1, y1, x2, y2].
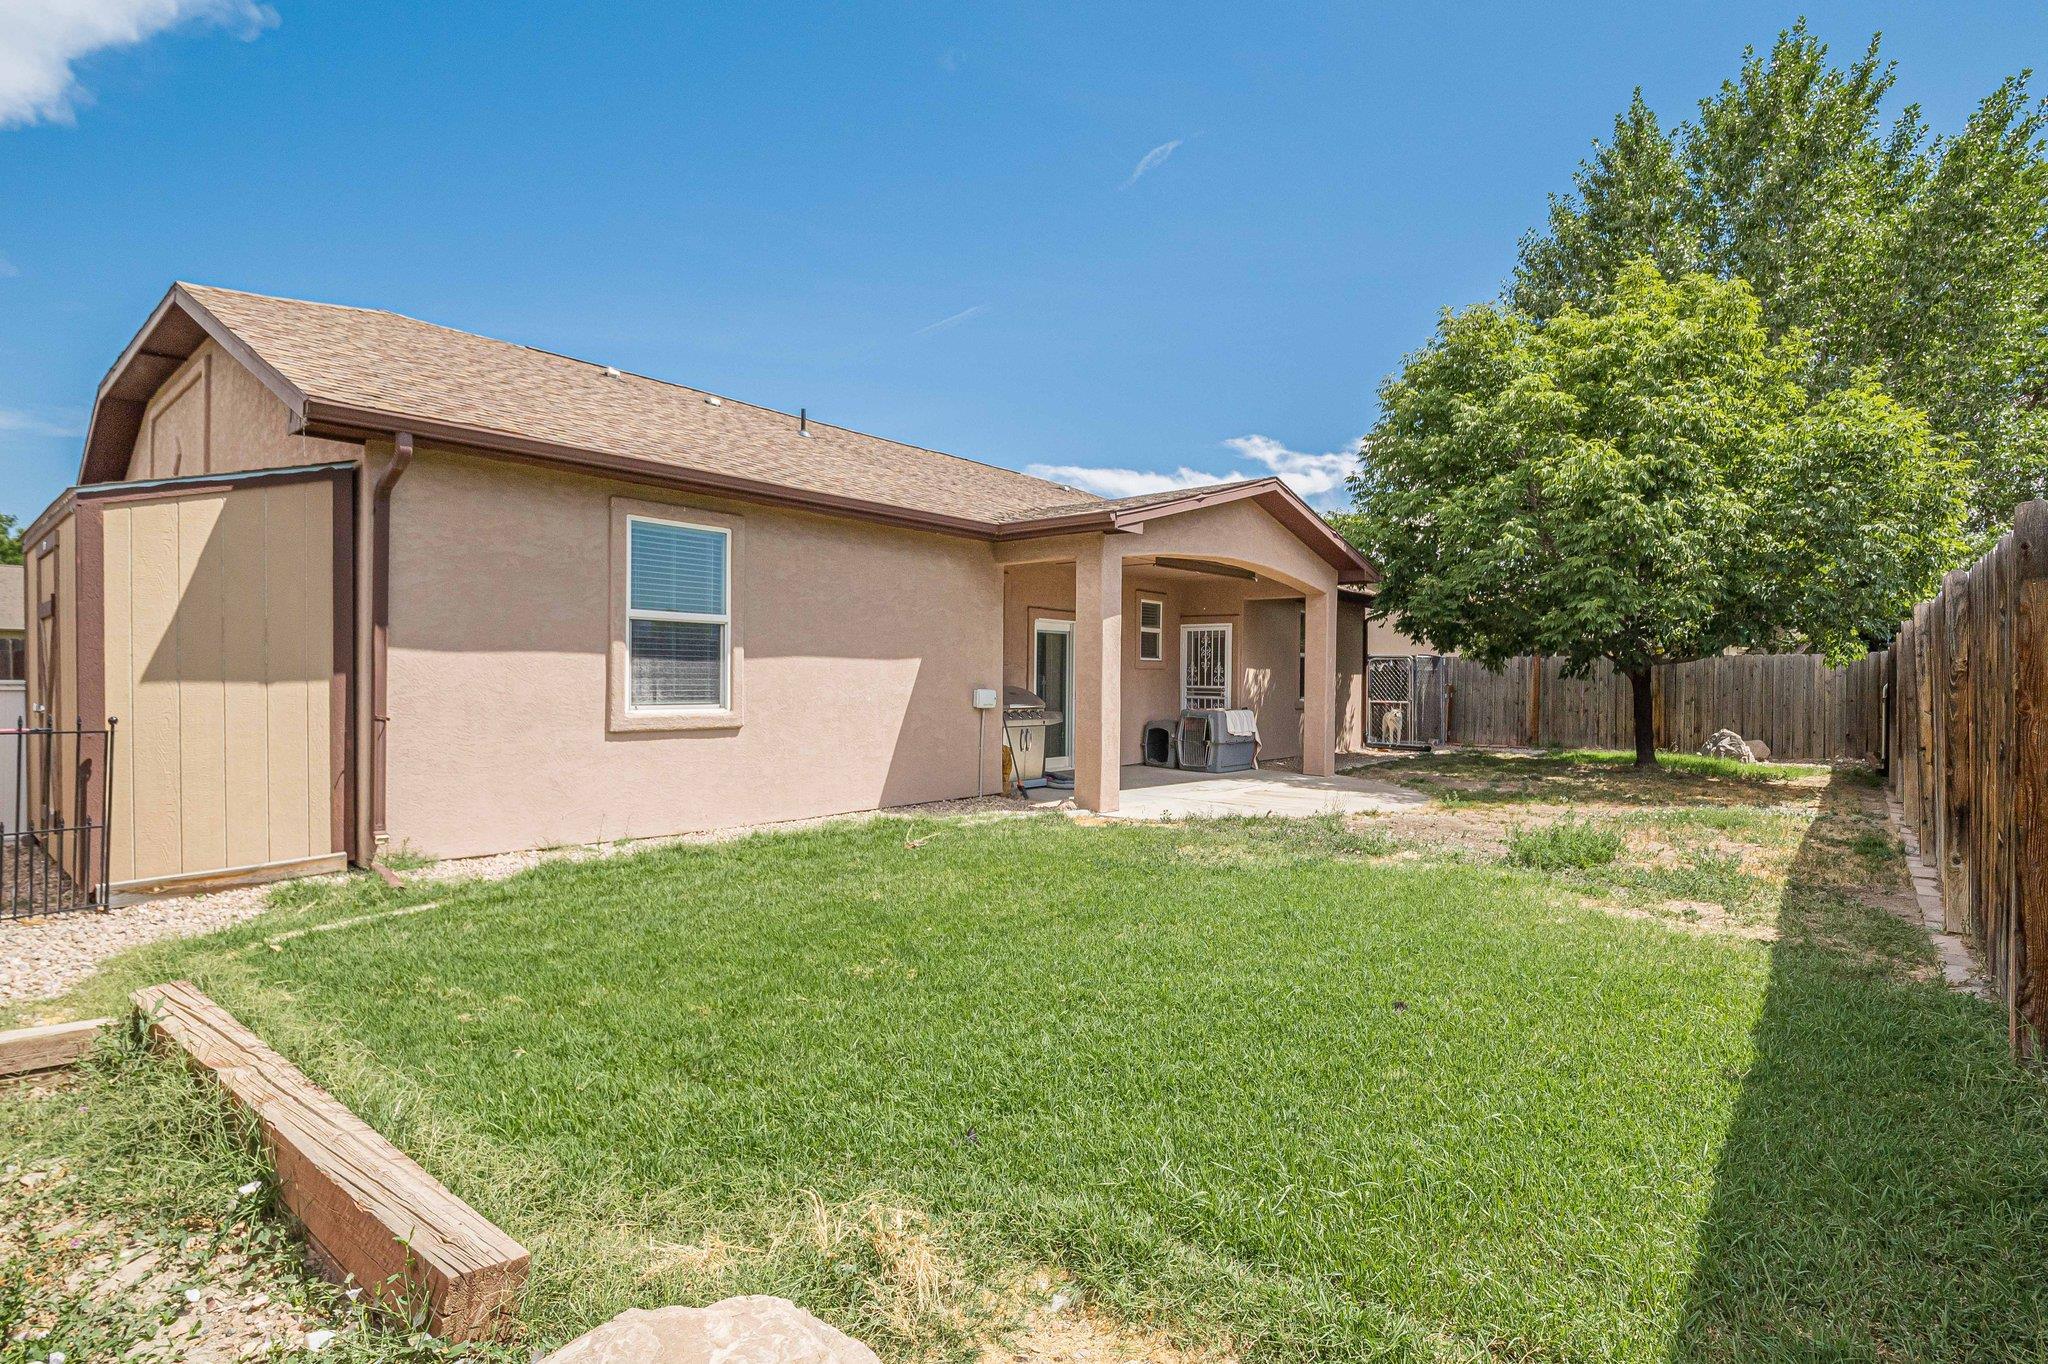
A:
[10, 801, 2048, 1362]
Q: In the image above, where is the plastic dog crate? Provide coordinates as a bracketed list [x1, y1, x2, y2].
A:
[1142, 721, 1177, 767]
[1177, 710, 1257, 772]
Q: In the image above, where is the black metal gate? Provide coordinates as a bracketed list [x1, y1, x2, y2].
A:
[3, 719, 117, 920]
[1367, 655, 1446, 748]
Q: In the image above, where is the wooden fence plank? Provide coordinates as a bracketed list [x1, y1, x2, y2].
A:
[133, 981, 529, 1340]
[1891, 500, 2048, 1057]
[1443, 651, 1886, 761]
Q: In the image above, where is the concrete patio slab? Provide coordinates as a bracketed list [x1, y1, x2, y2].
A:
[1025, 763, 1427, 821]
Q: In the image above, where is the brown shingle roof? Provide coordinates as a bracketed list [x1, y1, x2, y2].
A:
[77, 284, 1372, 579]
[993, 478, 1271, 524]
[179, 284, 1111, 525]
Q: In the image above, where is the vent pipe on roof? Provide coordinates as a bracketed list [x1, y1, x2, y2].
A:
[798, 407, 810, 438]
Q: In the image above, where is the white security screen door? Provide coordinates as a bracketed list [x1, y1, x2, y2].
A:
[1182, 624, 1231, 709]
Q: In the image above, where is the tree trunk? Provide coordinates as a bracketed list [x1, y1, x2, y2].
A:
[1628, 665, 1656, 767]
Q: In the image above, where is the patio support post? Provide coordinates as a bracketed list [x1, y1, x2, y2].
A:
[1074, 535, 1123, 813]
[1302, 588, 1336, 776]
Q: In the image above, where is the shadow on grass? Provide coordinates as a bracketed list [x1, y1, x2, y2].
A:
[1385, 750, 1847, 810]
[1668, 773, 2048, 1361]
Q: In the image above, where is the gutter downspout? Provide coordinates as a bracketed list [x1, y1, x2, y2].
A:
[365, 432, 414, 862]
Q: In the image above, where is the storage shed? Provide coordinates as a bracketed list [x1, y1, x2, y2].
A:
[22, 466, 351, 898]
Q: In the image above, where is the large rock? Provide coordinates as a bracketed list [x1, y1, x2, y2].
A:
[541, 1297, 879, 1364]
[1699, 729, 1756, 763]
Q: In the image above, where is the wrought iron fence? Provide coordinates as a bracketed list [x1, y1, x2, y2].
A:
[2, 718, 116, 920]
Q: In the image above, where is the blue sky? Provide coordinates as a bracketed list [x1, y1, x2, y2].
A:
[3, 2, 2043, 526]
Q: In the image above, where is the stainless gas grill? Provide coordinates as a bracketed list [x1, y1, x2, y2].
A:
[1003, 685, 1061, 789]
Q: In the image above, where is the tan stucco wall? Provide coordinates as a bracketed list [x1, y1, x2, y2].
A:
[1367, 612, 1436, 657]
[123, 339, 357, 482]
[383, 450, 1006, 859]
[101, 480, 338, 885]
[1339, 598, 1367, 752]
[1240, 597, 1302, 760]
[1130, 499, 1338, 596]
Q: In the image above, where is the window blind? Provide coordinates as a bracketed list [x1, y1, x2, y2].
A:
[630, 521, 726, 615]
[630, 619, 725, 708]
[626, 518, 730, 709]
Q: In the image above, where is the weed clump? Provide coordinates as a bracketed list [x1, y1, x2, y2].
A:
[1508, 819, 1623, 870]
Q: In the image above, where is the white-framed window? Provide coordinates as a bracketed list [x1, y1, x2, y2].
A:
[1138, 597, 1165, 662]
[625, 514, 730, 711]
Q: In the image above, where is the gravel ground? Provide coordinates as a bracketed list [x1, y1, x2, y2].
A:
[0, 888, 278, 1011]
[1, 794, 1040, 1011]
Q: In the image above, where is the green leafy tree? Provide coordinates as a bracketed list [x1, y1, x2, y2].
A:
[1511, 21, 2048, 527]
[1349, 263, 1967, 765]
[1513, 91, 1700, 318]
[0, 513, 21, 566]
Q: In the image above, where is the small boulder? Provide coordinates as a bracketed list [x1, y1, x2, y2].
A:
[541, 1297, 880, 1364]
[1699, 729, 1755, 763]
[1746, 738, 1772, 762]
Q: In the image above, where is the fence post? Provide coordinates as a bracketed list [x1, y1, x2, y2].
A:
[1940, 570, 1975, 937]
[1527, 654, 1543, 749]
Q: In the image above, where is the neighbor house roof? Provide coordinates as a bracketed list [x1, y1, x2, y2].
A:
[79, 284, 1372, 580]
[0, 563, 21, 634]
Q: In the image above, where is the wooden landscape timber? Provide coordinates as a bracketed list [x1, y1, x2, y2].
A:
[132, 981, 529, 1340]
[1890, 501, 2048, 1056]
[1442, 650, 1888, 759]
[0, 1017, 110, 1077]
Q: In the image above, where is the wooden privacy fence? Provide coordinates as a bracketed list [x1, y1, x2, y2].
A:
[1890, 502, 2048, 1055]
[1443, 651, 1888, 760]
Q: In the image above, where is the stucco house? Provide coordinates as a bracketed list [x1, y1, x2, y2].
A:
[21, 284, 1385, 897]
[0, 563, 21, 683]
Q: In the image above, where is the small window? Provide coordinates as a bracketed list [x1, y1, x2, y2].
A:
[1298, 608, 1307, 702]
[1138, 597, 1164, 662]
[627, 516, 730, 710]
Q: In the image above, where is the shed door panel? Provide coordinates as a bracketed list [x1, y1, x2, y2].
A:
[104, 477, 341, 885]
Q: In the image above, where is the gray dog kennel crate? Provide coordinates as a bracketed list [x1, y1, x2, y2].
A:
[1177, 710, 1256, 772]
[1142, 720, 1177, 767]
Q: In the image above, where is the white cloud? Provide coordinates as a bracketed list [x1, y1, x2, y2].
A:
[1027, 434, 1362, 509]
[0, 0, 277, 129]
[911, 303, 987, 337]
[0, 406, 85, 437]
[1218, 434, 1358, 504]
[1025, 463, 1224, 499]
[1119, 138, 1182, 189]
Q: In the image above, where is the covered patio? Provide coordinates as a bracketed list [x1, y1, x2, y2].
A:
[994, 480, 1377, 813]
